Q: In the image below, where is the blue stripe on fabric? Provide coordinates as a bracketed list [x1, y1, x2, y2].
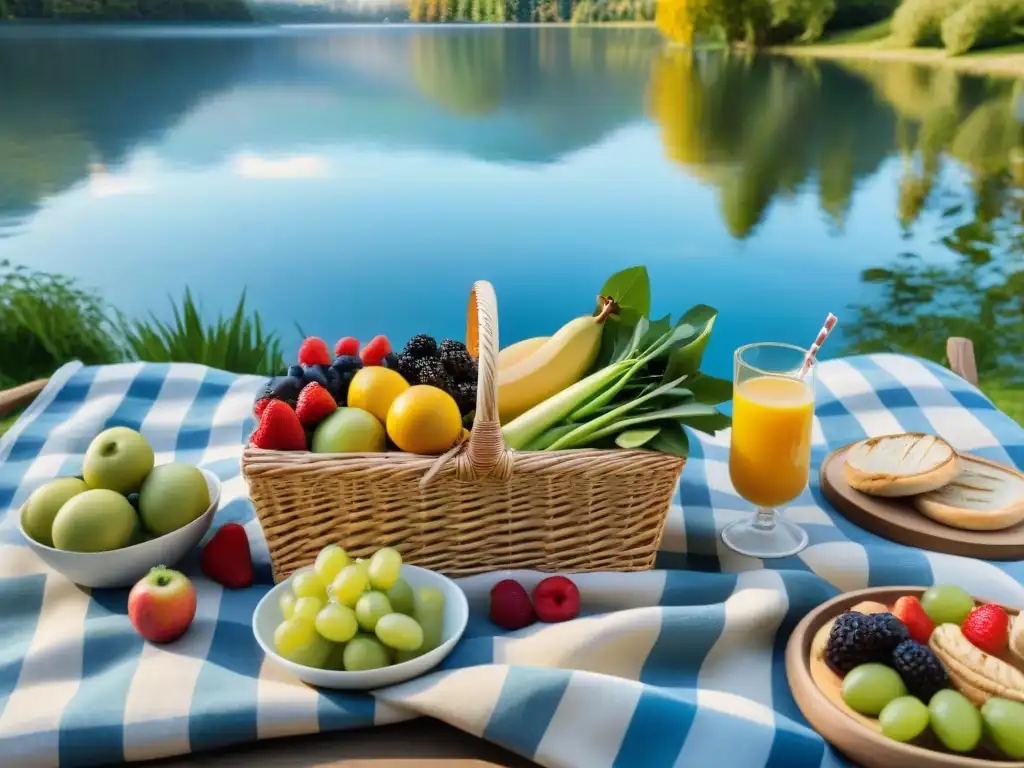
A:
[316, 689, 376, 732]
[482, 666, 572, 759]
[175, 372, 232, 466]
[614, 687, 699, 767]
[674, 435, 720, 569]
[865, 545, 934, 587]
[58, 588, 144, 768]
[187, 587, 266, 753]
[104, 365, 170, 432]
[0, 574, 46, 717]
[849, 358, 935, 435]
[641, 604, 725, 688]
[764, 716, 827, 768]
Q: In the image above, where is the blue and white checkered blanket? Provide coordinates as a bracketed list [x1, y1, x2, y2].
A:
[0, 355, 1021, 768]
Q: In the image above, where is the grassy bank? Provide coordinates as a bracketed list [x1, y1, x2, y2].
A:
[772, 23, 1024, 77]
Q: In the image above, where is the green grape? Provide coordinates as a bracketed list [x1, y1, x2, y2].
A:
[355, 591, 393, 632]
[841, 664, 907, 716]
[920, 585, 975, 625]
[292, 571, 328, 602]
[314, 544, 351, 584]
[315, 602, 359, 643]
[394, 649, 418, 664]
[412, 586, 446, 656]
[331, 564, 370, 607]
[879, 696, 930, 743]
[385, 578, 415, 616]
[293, 596, 323, 623]
[343, 635, 392, 671]
[289, 633, 333, 668]
[279, 592, 296, 620]
[930, 690, 982, 752]
[982, 698, 1024, 758]
[275, 617, 316, 658]
[367, 547, 403, 590]
[325, 641, 348, 671]
[375, 613, 424, 652]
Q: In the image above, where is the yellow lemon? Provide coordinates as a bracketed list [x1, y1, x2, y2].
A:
[347, 367, 410, 424]
[386, 386, 462, 455]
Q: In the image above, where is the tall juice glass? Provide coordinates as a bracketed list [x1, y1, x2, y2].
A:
[722, 342, 816, 559]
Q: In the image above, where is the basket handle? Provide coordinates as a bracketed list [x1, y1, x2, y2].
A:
[459, 281, 514, 481]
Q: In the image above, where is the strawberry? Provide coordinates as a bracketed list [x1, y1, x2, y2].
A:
[298, 337, 331, 367]
[962, 603, 1011, 655]
[201, 523, 253, 589]
[250, 400, 307, 451]
[893, 595, 935, 644]
[360, 335, 392, 367]
[489, 579, 535, 630]
[533, 576, 581, 623]
[334, 337, 360, 357]
[253, 397, 273, 419]
[295, 382, 336, 426]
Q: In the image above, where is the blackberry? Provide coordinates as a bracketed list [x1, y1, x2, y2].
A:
[403, 334, 438, 359]
[414, 357, 454, 391]
[396, 352, 420, 383]
[453, 381, 477, 416]
[871, 612, 911, 654]
[826, 612, 881, 673]
[438, 339, 467, 356]
[287, 364, 304, 379]
[440, 347, 477, 384]
[892, 640, 948, 701]
[302, 364, 328, 388]
[331, 355, 363, 374]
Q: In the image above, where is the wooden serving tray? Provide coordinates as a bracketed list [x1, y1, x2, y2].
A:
[819, 445, 1024, 561]
[786, 586, 1024, 768]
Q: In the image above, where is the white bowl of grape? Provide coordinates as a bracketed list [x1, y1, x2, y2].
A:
[253, 544, 469, 690]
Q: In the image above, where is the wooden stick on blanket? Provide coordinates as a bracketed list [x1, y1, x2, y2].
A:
[946, 337, 979, 386]
[0, 378, 48, 417]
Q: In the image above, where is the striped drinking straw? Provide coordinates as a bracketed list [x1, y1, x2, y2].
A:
[799, 313, 838, 377]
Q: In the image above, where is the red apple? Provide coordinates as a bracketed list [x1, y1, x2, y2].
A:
[128, 566, 197, 643]
[532, 576, 580, 623]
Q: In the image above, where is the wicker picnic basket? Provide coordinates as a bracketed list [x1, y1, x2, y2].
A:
[242, 281, 686, 581]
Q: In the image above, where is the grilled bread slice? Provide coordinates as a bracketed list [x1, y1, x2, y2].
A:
[844, 433, 960, 498]
[913, 455, 1024, 531]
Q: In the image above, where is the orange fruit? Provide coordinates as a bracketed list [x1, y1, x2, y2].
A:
[386, 386, 462, 455]
[347, 367, 410, 424]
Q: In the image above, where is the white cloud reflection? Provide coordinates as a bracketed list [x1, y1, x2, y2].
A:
[230, 153, 331, 179]
[88, 164, 155, 198]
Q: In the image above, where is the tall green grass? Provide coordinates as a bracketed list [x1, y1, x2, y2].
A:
[0, 262, 286, 397]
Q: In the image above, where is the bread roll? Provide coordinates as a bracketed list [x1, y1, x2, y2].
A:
[843, 433, 959, 497]
[913, 456, 1024, 531]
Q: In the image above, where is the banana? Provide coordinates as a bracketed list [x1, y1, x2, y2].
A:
[498, 337, 549, 372]
[1011, 614, 1024, 664]
[929, 623, 1024, 705]
[497, 315, 604, 423]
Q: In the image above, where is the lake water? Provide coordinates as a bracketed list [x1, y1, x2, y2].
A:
[0, 25, 1020, 381]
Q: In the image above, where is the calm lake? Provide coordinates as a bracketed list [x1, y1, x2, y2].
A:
[0, 25, 1020, 381]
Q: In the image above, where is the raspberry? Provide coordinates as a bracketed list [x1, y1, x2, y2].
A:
[298, 337, 331, 367]
[490, 579, 535, 630]
[334, 337, 359, 357]
[295, 382, 337, 426]
[360, 335, 392, 367]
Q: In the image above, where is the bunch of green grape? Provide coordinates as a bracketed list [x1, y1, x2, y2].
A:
[273, 544, 446, 672]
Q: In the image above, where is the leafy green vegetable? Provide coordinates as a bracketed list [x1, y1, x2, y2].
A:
[648, 422, 690, 458]
[598, 266, 651, 318]
[663, 305, 717, 381]
[614, 426, 661, 449]
[577, 402, 721, 445]
[686, 373, 733, 405]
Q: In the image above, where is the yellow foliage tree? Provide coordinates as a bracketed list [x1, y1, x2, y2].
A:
[656, 0, 704, 46]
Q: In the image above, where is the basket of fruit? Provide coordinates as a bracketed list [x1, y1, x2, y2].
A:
[242, 267, 731, 580]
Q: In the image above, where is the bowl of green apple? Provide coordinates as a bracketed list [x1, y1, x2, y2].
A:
[253, 544, 469, 690]
[19, 427, 221, 589]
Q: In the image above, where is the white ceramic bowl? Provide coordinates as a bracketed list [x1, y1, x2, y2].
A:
[20, 468, 221, 589]
[254, 563, 469, 690]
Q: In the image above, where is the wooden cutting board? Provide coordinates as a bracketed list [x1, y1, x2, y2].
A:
[819, 444, 1024, 560]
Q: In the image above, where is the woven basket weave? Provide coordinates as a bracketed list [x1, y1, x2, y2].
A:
[242, 281, 685, 581]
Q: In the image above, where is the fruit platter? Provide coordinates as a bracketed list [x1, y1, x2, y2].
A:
[242, 268, 734, 580]
[253, 541, 469, 689]
[786, 585, 1024, 767]
[820, 433, 1024, 560]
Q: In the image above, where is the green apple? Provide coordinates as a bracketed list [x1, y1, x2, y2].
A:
[20, 477, 90, 547]
[51, 489, 138, 552]
[311, 408, 385, 453]
[138, 463, 210, 537]
[82, 427, 155, 494]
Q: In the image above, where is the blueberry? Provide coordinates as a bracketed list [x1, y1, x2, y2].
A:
[381, 353, 401, 370]
[126, 492, 140, 510]
[331, 355, 363, 373]
[270, 376, 303, 402]
[287, 364, 304, 379]
[302, 364, 328, 387]
[324, 367, 344, 398]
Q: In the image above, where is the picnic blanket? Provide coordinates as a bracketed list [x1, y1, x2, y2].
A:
[0, 354, 1022, 768]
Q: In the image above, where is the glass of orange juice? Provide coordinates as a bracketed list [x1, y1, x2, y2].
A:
[722, 342, 816, 559]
